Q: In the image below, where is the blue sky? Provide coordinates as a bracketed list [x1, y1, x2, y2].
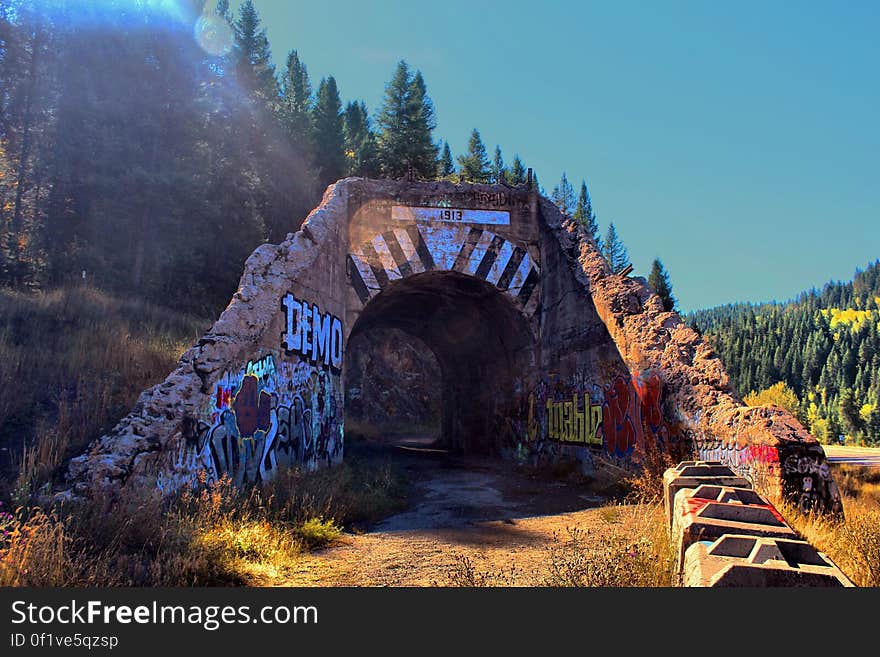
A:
[232, 1, 878, 310]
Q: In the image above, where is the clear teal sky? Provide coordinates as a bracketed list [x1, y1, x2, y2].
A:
[232, 2, 876, 309]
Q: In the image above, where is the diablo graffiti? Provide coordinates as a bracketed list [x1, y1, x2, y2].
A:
[194, 354, 343, 487]
[545, 393, 603, 445]
[516, 371, 669, 458]
[600, 373, 668, 457]
[601, 377, 638, 456]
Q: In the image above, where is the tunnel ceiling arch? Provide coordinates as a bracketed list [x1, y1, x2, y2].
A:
[347, 224, 541, 318]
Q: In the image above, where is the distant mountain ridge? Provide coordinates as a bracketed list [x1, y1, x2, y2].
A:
[689, 260, 880, 445]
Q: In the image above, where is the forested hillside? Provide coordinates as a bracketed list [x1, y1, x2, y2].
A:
[690, 261, 880, 445]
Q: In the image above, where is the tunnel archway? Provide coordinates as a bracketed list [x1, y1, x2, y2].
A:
[346, 270, 537, 453]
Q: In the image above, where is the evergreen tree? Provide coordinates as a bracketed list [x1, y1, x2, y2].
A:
[404, 70, 439, 178]
[232, 0, 277, 101]
[343, 100, 379, 177]
[509, 155, 527, 185]
[376, 60, 438, 179]
[532, 170, 544, 195]
[648, 258, 676, 312]
[457, 129, 491, 183]
[438, 141, 455, 177]
[602, 223, 630, 273]
[492, 146, 506, 184]
[312, 76, 346, 189]
[839, 389, 862, 439]
[573, 180, 599, 242]
[280, 49, 313, 152]
[215, 0, 232, 21]
[551, 172, 576, 215]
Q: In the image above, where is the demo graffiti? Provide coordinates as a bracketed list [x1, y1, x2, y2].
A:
[281, 293, 343, 370]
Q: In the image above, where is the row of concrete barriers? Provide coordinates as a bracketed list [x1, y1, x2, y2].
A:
[663, 461, 853, 586]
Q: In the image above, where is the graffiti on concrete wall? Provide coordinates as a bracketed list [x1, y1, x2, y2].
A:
[693, 436, 780, 479]
[191, 353, 343, 487]
[545, 393, 603, 446]
[692, 433, 841, 514]
[512, 371, 673, 460]
[781, 453, 841, 514]
[159, 295, 346, 492]
[281, 293, 344, 371]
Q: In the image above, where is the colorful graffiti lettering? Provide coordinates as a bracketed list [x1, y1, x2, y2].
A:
[215, 386, 233, 410]
[281, 293, 343, 370]
[601, 377, 639, 456]
[545, 393, 603, 445]
[192, 354, 344, 487]
[511, 371, 676, 466]
[246, 354, 276, 380]
[693, 436, 781, 478]
[634, 373, 665, 440]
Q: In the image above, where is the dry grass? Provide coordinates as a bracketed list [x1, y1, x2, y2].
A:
[541, 505, 674, 587]
[0, 456, 408, 586]
[0, 286, 410, 586]
[447, 554, 519, 586]
[445, 503, 675, 587]
[780, 465, 880, 587]
[622, 440, 679, 505]
[0, 285, 207, 502]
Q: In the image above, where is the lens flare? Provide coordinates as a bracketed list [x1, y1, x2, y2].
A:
[194, 12, 233, 57]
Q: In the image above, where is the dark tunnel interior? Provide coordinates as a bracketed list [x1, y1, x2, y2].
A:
[346, 271, 537, 453]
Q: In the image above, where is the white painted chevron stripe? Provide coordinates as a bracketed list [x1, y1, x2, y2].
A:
[392, 228, 422, 274]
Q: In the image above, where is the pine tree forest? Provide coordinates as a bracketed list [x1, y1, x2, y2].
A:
[690, 261, 880, 445]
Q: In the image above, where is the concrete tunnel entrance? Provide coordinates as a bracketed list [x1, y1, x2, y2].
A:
[345, 270, 537, 453]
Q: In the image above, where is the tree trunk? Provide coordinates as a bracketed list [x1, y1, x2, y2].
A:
[10, 29, 42, 252]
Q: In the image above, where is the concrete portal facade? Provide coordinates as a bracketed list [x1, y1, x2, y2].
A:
[66, 178, 841, 514]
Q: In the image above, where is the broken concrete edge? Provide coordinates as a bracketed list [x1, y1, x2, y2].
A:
[541, 199, 840, 514]
[62, 181, 351, 497]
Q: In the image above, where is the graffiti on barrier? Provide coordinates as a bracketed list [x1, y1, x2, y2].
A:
[692, 435, 781, 479]
[782, 453, 841, 515]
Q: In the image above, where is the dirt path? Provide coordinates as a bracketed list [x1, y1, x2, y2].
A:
[267, 446, 653, 586]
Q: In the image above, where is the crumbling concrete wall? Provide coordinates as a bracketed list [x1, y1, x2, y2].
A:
[67, 184, 351, 494]
[540, 199, 840, 513]
[65, 178, 841, 514]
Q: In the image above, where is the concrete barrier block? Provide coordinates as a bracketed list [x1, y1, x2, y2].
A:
[663, 461, 751, 528]
[672, 486, 796, 572]
[683, 534, 854, 587]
